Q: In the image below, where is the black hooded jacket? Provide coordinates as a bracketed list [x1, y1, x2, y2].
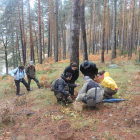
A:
[64, 66, 79, 83]
[80, 62, 98, 79]
[61, 74, 77, 88]
[54, 78, 69, 98]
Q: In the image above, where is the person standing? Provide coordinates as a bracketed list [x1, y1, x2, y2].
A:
[25, 61, 41, 89]
[63, 62, 79, 96]
[11, 66, 31, 96]
[80, 60, 98, 80]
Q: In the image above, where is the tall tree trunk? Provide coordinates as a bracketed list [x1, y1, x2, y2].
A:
[38, 0, 42, 64]
[106, 0, 110, 54]
[128, 0, 135, 58]
[48, 19, 51, 57]
[80, 0, 88, 60]
[92, 0, 96, 54]
[22, 0, 26, 65]
[28, 0, 35, 62]
[69, 0, 72, 52]
[15, 21, 21, 65]
[70, 0, 80, 66]
[55, 0, 58, 62]
[48, 0, 53, 57]
[112, 0, 117, 59]
[101, 0, 107, 63]
[63, 13, 66, 59]
[17, 0, 25, 65]
[89, 0, 93, 54]
[122, 0, 127, 54]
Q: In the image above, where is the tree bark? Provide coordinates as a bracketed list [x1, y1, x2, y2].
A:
[80, 0, 88, 61]
[55, 0, 58, 62]
[101, 0, 107, 63]
[112, 0, 117, 59]
[70, 0, 80, 66]
[92, 0, 96, 54]
[128, 0, 135, 58]
[28, 0, 35, 62]
[38, 0, 42, 64]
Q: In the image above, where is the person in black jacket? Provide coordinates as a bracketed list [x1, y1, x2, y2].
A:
[80, 60, 98, 80]
[63, 62, 79, 96]
[54, 72, 73, 106]
[25, 61, 41, 89]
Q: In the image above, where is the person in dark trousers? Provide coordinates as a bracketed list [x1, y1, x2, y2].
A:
[54, 72, 74, 106]
[80, 60, 98, 80]
[63, 62, 79, 96]
[11, 66, 31, 96]
[25, 61, 41, 89]
[98, 70, 118, 99]
[75, 76, 103, 104]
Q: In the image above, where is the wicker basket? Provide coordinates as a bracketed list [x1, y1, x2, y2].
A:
[57, 119, 73, 140]
[73, 102, 84, 112]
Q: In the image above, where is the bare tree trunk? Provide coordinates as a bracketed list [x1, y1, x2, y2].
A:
[92, 0, 96, 54]
[55, 0, 58, 62]
[101, 0, 107, 63]
[48, 0, 52, 57]
[38, 0, 42, 64]
[17, 0, 25, 65]
[89, 0, 93, 54]
[80, 0, 88, 60]
[70, 0, 80, 66]
[112, 0, 117, 59]
[48, 19, 51, 57]
[128, 0, 135, 58]
[122, 0, 127, 54]
[22, 0, 26, 65]
[15, 21, 21, 65]
[63, 13, 66, 59]
[28, 0, 35, 62]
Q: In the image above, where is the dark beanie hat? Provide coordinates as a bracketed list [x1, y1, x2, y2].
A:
[65, 72, 72, 78]
[19, 66, 24, 70]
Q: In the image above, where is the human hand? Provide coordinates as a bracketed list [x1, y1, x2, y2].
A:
[14, 76, 17, 79]
[76, 83, 79, 86]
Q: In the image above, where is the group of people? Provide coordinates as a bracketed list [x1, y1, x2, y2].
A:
[54, 60, 118, 105]
[11, 61, 41, 96]
[10, 59, 118, 108]
[53, 60, 118, 106]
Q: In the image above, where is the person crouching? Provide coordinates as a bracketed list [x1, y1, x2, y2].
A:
[54, 72, 73, 106]
[75, 76, 104, 108]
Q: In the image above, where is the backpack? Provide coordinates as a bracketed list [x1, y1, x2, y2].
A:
[82, 82, 97, 108]
[50, 79, 60, 91]
[14, 68, 24, 75]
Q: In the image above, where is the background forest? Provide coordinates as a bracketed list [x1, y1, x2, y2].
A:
[0, 0, 140, 75]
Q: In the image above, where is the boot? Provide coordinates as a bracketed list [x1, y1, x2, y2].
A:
[61, 100, 66, 106]
[67, 96, 73, 103]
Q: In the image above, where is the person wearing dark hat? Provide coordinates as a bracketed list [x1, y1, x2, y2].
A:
[25, 61, 41, 89]
[80, 60, 98, 80]
[11, 66, 31, 96]
[63, 62, 79, 96]
[54, 72, 73, 106]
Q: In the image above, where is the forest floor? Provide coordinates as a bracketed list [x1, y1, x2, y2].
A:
[0, 52, 140, 140]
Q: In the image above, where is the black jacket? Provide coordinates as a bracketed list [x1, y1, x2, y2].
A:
[25, 66, 35, 79]
[54, 78, 69, 98]
[64, 66, 79, 83]
[86, 80, 100, 92]
[61, 74, 77, 88]
[80, 62, 98, 79]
